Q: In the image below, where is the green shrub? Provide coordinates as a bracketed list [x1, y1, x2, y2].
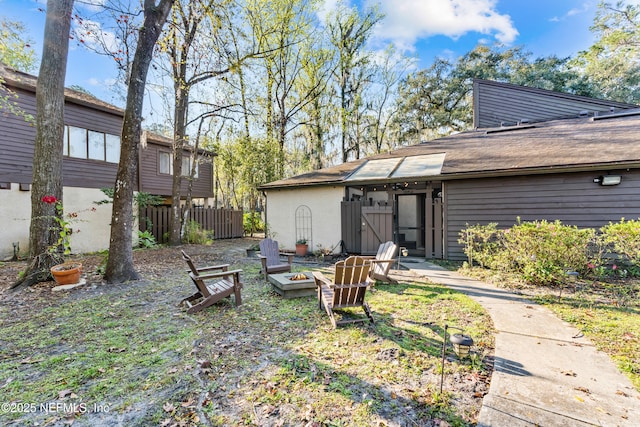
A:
[183, 220, 213, 244]
[502, 220, 595, 284]
[460, 219, 596, 286]
[137, 230, 157, 248]
[243, 211, 265, 235]
[458, 223, 502, 268]
[600, 218, 640, 268]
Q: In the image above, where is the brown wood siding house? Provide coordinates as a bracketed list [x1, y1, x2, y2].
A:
[261, 81, 640, 260]
[139, 132, 214, 201]
[1, 64, 213, 199]
[1, 67, 123, 189]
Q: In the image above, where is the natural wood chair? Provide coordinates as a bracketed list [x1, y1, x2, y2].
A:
[258, 238, 294, 280]
[180, 250, 243, 313]
[364, 241, 398, 283]
[313, 256, 374, 328]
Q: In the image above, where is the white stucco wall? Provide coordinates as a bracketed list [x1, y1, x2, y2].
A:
[0, 185, 137, 260]
[265, 186, 344, 254]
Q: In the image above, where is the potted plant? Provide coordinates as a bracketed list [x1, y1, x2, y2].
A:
[295, 239, 308, 256]
[50, 261, 82, 285]
[246, 243, 260, 257]
[40, 195, 87, 285]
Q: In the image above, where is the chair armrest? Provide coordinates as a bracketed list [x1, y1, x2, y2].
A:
[369, 259, 396, 264]
[191, 269, 242, 281]
[312, 272, 333, 288]
[195, 264, 231, 273]
[281, 253, 294, 263]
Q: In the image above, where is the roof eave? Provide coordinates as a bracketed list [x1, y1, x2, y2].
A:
[261, 161, 640, 190]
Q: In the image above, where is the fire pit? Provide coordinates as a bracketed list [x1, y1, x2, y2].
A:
[268, 272, 316, 298]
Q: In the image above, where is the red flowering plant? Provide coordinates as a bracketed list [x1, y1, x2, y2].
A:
[41, 195, 95, 255]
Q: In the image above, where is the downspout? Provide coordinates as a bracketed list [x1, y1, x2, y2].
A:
[262, 190, 268, 237]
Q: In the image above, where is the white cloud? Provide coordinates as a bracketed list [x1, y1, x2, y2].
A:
[88, 77, 117, 87]
[365, 0, 518, 52]
[550, 2, 592, 22]
[317, 0, 352, 26]
[74, 19, 120, 54]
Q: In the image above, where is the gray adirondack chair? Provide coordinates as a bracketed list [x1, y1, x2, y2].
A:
[258, 238, 294, 280]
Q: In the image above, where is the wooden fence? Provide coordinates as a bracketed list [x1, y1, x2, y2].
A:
[139, 206, 244, 243]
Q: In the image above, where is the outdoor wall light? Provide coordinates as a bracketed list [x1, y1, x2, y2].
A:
[594, 175, 621, 186]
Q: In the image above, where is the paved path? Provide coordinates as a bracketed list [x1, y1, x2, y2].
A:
[401, 260, 640, 427]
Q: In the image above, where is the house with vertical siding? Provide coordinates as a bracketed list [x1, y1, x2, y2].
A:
[259, 80, 640, 259]
[0, 64, 214, 260]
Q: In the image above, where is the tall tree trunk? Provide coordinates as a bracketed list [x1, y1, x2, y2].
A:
[12, 0, 73, 290]
[105, 0, 174, 283]
[169, 83, 188, 245]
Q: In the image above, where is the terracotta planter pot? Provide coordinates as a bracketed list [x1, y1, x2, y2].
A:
[295, 244, 308, 256]
[50, 262, 82, 285]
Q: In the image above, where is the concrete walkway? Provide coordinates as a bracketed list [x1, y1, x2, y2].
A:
[401, 260, 640, 427]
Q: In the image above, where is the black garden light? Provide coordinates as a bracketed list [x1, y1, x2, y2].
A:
[440, 324, 475, 394]
[450, 331, 474, 359]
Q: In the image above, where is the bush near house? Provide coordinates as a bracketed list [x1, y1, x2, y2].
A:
[243, 211, 264, 235]
[459, 218, 640, 286]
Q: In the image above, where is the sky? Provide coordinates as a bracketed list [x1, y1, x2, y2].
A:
[0, 0, 611, 110]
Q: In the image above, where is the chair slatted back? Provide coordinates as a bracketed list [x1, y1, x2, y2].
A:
[259, 238, 281, 267]
[182, 250, 198, 275]
[372, 241, 398, 277]
[333, 256, 370, 306]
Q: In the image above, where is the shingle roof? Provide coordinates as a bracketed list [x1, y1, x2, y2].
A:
[260, 112, 640, 189]
[1, 63, 124, 116]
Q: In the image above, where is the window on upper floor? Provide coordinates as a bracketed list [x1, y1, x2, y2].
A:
[63, 125, 120, 163]
[159, 151, 172, 175]
[158, 151, 198, 178]
[182, 155, 199, 178]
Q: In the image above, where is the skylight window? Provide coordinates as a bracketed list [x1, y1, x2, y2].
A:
[346, 153, 446, 182]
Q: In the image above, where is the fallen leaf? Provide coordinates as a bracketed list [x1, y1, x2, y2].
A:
[574, 396, 584, 402]
[59, 389, 73, 398]
[163, 402, 176, 413]
[616, 390, 630, 397]
[20, 357, 43, 364]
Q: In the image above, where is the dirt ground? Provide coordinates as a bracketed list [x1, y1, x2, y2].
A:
[0, 239, 492, 426]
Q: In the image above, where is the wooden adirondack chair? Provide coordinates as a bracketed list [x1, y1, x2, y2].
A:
[258, 238, 294, 280]
[313, 256, 374, 328]
[180, 250, 243, 313]
[364, 241, 398, 283]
